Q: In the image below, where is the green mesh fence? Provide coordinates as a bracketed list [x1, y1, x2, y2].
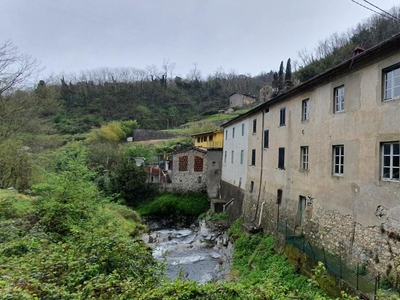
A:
[280, 219, 379, 299]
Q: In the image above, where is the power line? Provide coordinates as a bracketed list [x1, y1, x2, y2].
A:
[350, 0, 390, 19]
[361, 0, 400, 21]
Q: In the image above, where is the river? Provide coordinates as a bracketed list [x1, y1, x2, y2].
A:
[142, 220, 233, 283]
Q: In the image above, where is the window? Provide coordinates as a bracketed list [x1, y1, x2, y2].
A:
[302, 99, 310, 121]
[300, 146, 309, 170]
[224, 151, 227, 163]
[241, 123, 245, 136]
[332, 145, 344, 175]
[334, 86, 344, 113]
[252, 119, 257, 133]
[179, 156, 188, 171]
[277, 189, 282, 204]
[209, 135, 213, 141]
[263, 130, 269, 148]
[225, 130, 228, 140]
[204, 136, 207, 142]
[250, 181, 254, 193]
[232, 127, 235, 138]
[251, 149, 256, 166]
[298, 196, 306, 226]
[280, 107, 286, 126]
[278, 147, 285, 169]
[231, 150, 234, 163]
[382, 142, 399, 181]
[194, 156, 204, 172]
[197, 137, 200, 143]
[240, 150, 244, 164]
[383, 65, 400, 101]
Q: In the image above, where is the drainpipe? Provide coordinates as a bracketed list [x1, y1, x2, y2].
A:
[251, 109, 266, 224]
[258, 202, 266, 227]
[223, 198, 235, 212]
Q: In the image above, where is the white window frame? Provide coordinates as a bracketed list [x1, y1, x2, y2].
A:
[334, 86, 344, 113]
[381, 142, 399, 181]
[383, 65, 400, 101]
[332, 145, 344, 176]
[302, 99, 310, 121]
[300, 146, 309, 170]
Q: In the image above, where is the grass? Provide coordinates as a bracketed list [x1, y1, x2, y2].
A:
[137, 192, 209, 217]
[0, 189, 33, 220]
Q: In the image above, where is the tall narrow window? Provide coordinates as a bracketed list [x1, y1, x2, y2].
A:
[250, 181, 254, 193]
[263, 130, 269, 148]
[278, 147, 285, 169]
[299, 196, 306, 226]
[232, 127, 235, 138]
[332, 145, 344, 175]
[241, 123, 245, 136]
[251, 149, 256, 166]
[334, 86, 344, 113]
[209, 135, 213, 141]
[224, 151, 227, 163]
[383, 65, 400, 101]
[240, 150, 244, 164]
[277, 189, 283, 204]
[302, 99, 310, 121]
[382, 142, 399, 181]
[280, 107, 286, 126]
[252, 119, 257, 133]
[179, 156, 188, 171]
[225, 130, 228, 140]
[300, 146, 309, 170]
[231, 150, 234, 163]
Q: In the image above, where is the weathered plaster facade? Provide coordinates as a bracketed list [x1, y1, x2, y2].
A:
[221, 34, 400, 277]
[229, 92, 256, 108]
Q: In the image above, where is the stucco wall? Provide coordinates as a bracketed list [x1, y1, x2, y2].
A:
[206, 149, 223, 199]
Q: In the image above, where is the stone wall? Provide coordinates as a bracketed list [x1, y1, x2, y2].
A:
[206, 149, 223, 199]
[133, 129, 177, 141]
[220, 180, 244, 224]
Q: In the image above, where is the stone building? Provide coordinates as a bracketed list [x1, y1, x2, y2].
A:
[229, 92, 256, 108]
[169, 147, 207, 192]
[221, 33, 400, 276]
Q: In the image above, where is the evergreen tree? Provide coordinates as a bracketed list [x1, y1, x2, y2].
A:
[278, 61, 284, 90]
[285, 58, 292, 81]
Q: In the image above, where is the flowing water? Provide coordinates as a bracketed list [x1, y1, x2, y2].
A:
[142, 221, 233, 283]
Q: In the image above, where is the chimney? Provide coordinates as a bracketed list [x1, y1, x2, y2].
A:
[353, 46, 365, 56]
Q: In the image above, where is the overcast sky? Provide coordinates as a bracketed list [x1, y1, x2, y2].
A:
[1, 0, 399, 80]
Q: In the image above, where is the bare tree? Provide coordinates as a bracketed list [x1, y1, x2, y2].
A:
[0, 40, 40, 95]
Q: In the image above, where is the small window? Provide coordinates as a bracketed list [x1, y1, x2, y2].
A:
[250, 181, 254, 193]
[241, 123, 245, 136]
[263, 130, 269, 148]
[300, 146, 309, 170]
[299, 196, 306, 226]
[209, 135, 213, 141]
[197, 137, 200, 143]
[251, 149, 256, 166]
[280, 107, 286, 126]
[383, 65, 400, 101]
[232, 127, 235, 138]
[332, 145, 344, 175]
[381, 142, 399, 181]
[204, 136, 207, 142]
[334, 86, 344, 113]
[240, 150, 244, 164]
[252, 119, 257, 133]
[224, 151, 227, 163]
[225, 130, 228, 140]
[302, 99, 310, 121]
[231, 150, 234, 163]
[278, 147, 285, 169]
[277, 189, 283, 204]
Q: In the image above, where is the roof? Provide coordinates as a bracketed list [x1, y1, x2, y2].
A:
[191, 129, 223, 137]
[222, 33, 400, 128]
[228, 92, 257, 99]
[172, 146, 207, 155]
